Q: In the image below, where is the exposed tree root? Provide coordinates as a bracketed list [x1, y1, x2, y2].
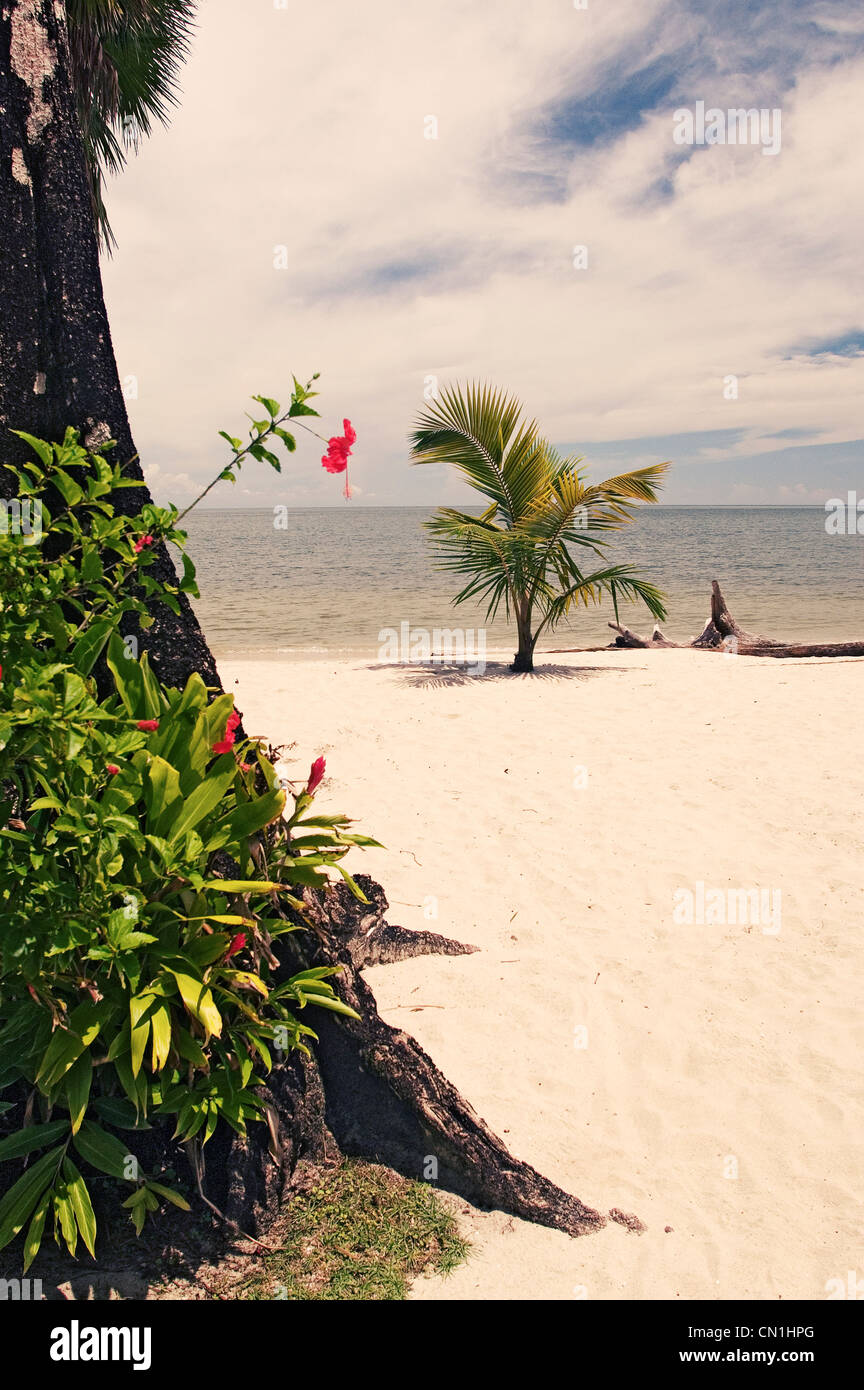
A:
[317, 874, 480, 969]
[214, 876, 606, 1242]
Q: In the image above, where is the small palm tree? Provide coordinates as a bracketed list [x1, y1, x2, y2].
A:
[66, 0, 196, 251]
[410, 383, 669, 672]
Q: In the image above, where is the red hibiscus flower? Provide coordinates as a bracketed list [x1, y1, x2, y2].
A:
[212, 708, 241, 755]
[137, 719, 159, 732]
[133, 534, 154, 554]
[321, 420, 355, 500]
[306, 755, 326, 795]
[224, 932, 246, 960]
[106, 763, 120, 775]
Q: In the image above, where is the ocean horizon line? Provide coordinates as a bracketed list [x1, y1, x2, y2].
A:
[190, 502, 832, 512]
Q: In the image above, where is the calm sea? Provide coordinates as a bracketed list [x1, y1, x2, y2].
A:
[181, 506, 864, 659]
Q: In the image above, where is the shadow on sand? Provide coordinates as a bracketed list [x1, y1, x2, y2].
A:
[364, 660, 641, 689]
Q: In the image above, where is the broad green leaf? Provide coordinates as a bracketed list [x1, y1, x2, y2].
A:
[301, 993, 360, 1019]
[22, 1189, 51, 1272]
[169, 971, 222, 1040]
[145, 756, 182, 833]
[201, 880, 279, 893]
[0, 1146, 64, 1251]
[224, 971, 268, 999]
[146, 1181, 191, 1212]
[130, 996, 152, 1078]
[91, 1097, 151, 1131]
[150, 1005, 172, 1072]
[107, 634, 161, 719]
[63, 1157, 97, 1258]
[168, 758, 238, 844]
[73, 1121, 137, 1181]
[54, 1187, 78, 1256]
[0, 1120, 70, 1163]
[205, 788, 286, 850]
[63, 1052, 92, 1134]
[51, 468, 84, 506]
[11, 430, 52, 466]
[70, 618, 114, 676]
[36, 1001, 111, 1090]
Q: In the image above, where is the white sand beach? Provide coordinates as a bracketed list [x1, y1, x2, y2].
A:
[223, 648, 864, 1302]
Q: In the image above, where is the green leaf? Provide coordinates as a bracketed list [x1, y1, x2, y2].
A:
[63, 1052, 92, 1134]
[168, 971, 222, 1040]
[146, 1180, 191, 1212]
[70, 618, 114, 676]
[179, 552, 199, 597]
[168, 757, 239, 844]
[114, 1051, 149, 1116]
[22, 1188, 51, 1272]
[91, 1097, 151, 1131]
[54, 1186, 78, 1256]
[201, 879, 279, 893]
[63, 1157, 97, 1258]
[11, 430, 52, 466]
[52, 468, 85, 506]
[0, 1146, 64, 1251]
[106, 634, 162, 719]
[303, 994, 360, 1019]
[73, 1121, 137, 1181]
[150, 1004, 172, 1072]
[36, 1000, 109, 1090]
[0, 1120, 70, 1164]
[145, 756, 182, 834]
[130, 996, 152, 1078]
[205, 788, 286, 850]
[174, 1029, 209, 1070]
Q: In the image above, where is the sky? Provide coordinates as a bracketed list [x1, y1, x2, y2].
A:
[100, 0, 864, 508]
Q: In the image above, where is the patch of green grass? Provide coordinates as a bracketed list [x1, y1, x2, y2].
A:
[242, 1159, 469, 1301]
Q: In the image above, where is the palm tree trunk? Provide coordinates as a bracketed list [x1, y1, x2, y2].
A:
[512, 601, 535, 672]
[0, 0, 219, 693]
[0, 0, 608, 1260]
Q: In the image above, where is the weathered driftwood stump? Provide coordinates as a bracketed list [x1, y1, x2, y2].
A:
[607, 580, 864, 659]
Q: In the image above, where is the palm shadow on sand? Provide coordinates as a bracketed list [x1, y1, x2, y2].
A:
[364, 660, 642, 689]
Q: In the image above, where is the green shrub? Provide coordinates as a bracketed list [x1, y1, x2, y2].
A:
[0, 386, 378, 1267]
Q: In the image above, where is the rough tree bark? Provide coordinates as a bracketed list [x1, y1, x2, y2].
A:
[0, 0, 219, 693]
[604, 581, 864, 659]
[0, 0, 613, 1253]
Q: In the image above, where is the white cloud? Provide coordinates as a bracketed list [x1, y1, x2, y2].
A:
[101, 0, 864, 507]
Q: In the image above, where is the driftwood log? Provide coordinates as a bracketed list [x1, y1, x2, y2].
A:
[605, 581, 864, 659]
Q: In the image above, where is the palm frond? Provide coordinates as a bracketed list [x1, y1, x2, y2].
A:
[410, 382, 541, 524]
[410, 383, 669, 664]
[67, 1, 197, 251]
[533, 565, 668, 640]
